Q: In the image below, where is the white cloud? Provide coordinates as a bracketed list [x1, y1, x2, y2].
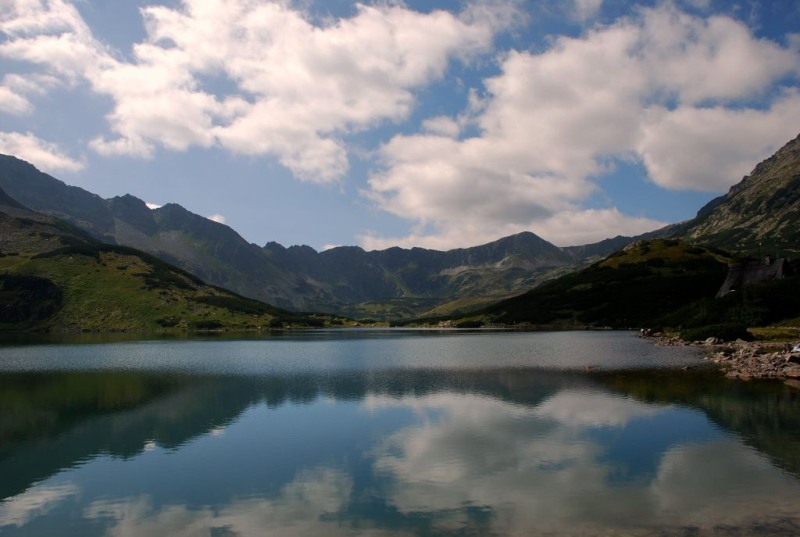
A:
[207, 213, 226, 224]
[360, 208, 666, 251]
[364, 5, 800, 248]
[2, 2, 799, 250]
[638, 91, 800, 191]
[90, 134, 154, 159]
[0, 73, 69, 116]
[0, 131, 84, 173]
[421, 116, 461, 138]
[572, 0, 603, 21]
[639, 8, 799, 104]
[0, 0, 109, 83]
[532, 209, 667, 249]
[145, 202, 162, 210]
[1, 0, 513, 183]
[0, 85, 31, 114]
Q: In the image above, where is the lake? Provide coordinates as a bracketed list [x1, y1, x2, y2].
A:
[1, 330, 799, 536]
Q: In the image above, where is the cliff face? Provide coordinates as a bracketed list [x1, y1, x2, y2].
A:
[716, 257, 794, 297]
[679, 133, 800, 256]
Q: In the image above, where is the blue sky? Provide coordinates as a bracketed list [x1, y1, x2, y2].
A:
[1, 0, 799, 251]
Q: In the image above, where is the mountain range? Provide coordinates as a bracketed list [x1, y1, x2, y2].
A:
[0, 189, 340, 331]
[0, 155, 630, 318]
[1, 132, 798, 320]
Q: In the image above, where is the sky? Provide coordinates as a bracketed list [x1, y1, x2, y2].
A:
[1, 0, 799, 252]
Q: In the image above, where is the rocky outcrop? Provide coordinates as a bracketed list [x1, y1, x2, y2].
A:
[716, 256, 794, 297]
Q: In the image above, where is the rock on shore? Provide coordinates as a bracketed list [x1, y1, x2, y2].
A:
[708, 342, 800, 381]
[649, 334, 800, 383]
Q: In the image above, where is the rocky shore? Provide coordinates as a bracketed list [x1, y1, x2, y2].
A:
[650, 334, 800, 385]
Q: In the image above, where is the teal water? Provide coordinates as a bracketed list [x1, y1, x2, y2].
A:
[1, 330, 799, 536]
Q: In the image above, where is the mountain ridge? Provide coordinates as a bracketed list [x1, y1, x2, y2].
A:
[0, 155, 623, 317]
[0, 186, 342, 332]
[2, 130, 797, 319]
[675, 133, 800, 257]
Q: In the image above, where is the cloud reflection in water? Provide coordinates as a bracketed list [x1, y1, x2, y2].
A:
[369, 389, 800, 536]
[2, 372, 800, 537]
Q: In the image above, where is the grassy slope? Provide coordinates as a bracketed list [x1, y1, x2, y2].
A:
[0, 205, 346, 332]
[0, 246, 297, 331]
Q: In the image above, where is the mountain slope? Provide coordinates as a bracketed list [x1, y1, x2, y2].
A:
[0, 155, 307, 310]
[265, 231, 577, 316]
[0, 155, 600, 317]
[4, 130, 798, 320]
[676, 133, 800, 256]
[0, 188, 333, 332]
[460, 239, 733, 328]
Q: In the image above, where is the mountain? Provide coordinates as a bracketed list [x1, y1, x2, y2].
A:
[6, 129, 796, 321]
[0, 155, 611, 317]
[0, 155, 305, 309]
[449, 238, 800, 336]
[0, 188, 335, 332]
[438, 133, 800, 331]
[675, 133, 800, 256]
[451, 239, 734, 329]
[264, 230, 579, 317]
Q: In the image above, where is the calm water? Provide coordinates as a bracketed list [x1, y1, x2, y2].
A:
[1, 330, 800, 536]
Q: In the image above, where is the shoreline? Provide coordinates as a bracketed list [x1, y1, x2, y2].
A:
[650, 335, 800, 384]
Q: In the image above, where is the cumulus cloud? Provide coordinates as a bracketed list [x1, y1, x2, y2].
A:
[3, 1, 799, 249]
[0, 131, 84, 173]
[638, 91, 800, 191]
[572, 0, 603, 21]
[207, 213, 226, 224]
[0, 84, 32, 115]
[364, 4, 800, 248]
[0, 73, 63, 116]
[0, 0, 109, 83]
[1, 0, 512, 182]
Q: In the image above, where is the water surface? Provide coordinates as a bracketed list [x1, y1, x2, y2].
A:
[1, 330, 799, 536]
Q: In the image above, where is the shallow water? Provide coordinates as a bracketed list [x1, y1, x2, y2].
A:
[1, 330, 799, 536]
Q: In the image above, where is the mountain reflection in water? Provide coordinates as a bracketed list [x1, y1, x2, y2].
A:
[1, 337, 800, 536]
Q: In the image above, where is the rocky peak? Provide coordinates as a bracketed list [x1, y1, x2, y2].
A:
[679, 133, 800, 256]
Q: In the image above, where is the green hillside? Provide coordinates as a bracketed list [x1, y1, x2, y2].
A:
[0, 195, 344, 333]
[0, 243, 346, 332]
[452, 239, 733, 329]
[659, 268, 800, 341]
